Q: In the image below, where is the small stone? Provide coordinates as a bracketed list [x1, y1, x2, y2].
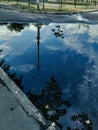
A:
[10, 107, 14, 111]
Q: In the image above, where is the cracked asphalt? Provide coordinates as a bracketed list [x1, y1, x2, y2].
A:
[0, 7, 98, 23]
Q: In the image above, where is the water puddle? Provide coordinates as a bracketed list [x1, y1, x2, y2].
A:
[0, 23, 98, 130]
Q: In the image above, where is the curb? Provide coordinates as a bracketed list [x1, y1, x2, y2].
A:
[0, 67, 46, 125]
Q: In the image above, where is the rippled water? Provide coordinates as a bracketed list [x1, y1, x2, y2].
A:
[0, 23, 98, 130]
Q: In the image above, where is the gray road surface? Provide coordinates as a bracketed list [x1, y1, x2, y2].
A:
[0, 68, 41, 130]
[0, 8, 98, 23]
[0, 83, 40, 130]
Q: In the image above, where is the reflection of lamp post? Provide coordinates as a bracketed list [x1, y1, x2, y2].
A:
[36, 25, 41, 70]
[32, 24, 42, 79]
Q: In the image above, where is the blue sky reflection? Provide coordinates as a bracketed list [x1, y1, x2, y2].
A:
[0, 23, 98, 130]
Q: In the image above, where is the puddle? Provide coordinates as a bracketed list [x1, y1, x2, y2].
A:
[0, 23, 98, 130]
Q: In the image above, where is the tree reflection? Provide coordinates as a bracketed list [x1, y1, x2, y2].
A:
[0, 55, 24, 90]
[27, 75, 71, 128]
[0, 49, 3, 54]
[67, 113, 93, 130]
[27, 75, 93, 130]
[78, 24, 89, 30]
[52, 24, 64, 38]
[0, 23, 8, 26]
[7, 23, 28, 32]
[0, 23, 29, 32]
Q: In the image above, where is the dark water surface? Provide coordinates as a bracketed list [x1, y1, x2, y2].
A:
[0, 23, 98, 130]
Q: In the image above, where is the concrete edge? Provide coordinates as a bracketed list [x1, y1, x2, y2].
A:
[0, 67, 46, 125]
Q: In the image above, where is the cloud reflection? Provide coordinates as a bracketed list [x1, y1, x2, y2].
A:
[0, 23, 98, 130]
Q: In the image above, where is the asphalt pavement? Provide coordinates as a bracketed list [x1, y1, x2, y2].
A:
[0, 82, 40, 130]
[0, 7, 98, 23]
[0, 68, 46, 130]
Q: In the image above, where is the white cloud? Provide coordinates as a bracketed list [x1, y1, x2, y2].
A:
[62, 32, 84, 54]
[24, 24, 37, 32]
[88, 25, 98, 43]
[0, 25, 21, 40]
[17, 64, 35, 73]
[45, 45, 60, 51]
